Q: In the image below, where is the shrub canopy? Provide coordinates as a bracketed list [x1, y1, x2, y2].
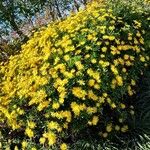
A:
[0, 0, 150, 149]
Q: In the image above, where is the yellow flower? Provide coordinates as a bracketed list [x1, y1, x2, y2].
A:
[102, 35, 109, 39]
[130, 110, 135, 115]
[109, 36, 115, 41]
[85, 54, 90, 59]
[60, 143, 68, 150]
[116, 75, 123, 86]
[114, 59, 119, 66]
[39, 137, 46, 144]
[110, 20, 116, 24]
[120, 103, 126, 109]
[109, 26, 115, 30]
[121, 125, 128, 133]
[91, 59, 97, 64]
[119, 118, 123, 123]
[136, 32, 141, 37]
[85, 46, 92, 51]
[59, 98, 64, 104]
[72, 87, 87, 99]
[134, 38, 139, 44]
[31, 147, 37, 150]
[80, 41, 86, 45]
[102, 47, 107, 52]
[105, 41, 109, 45]
[87, 68, 93, 76]
[128, 36, 132, 40]
[5, 147, 10, 150]
[146, 56, 149, 60]
[110, 46, 117, 51]
[25, 128, 34, 138]
[139, 38, 144, 44]
[93, 72, 100, 82]
[88, 90, 98, 101]
[131, 80, 136, 86]
[78, 80, 85, 85]
[103, 93, 108, 97]
[27, 121, 36, 129]
[124, 54, 129, 60]
[94, 84, 100, 89]
[22, 141, 28, 148]
[140, 56, 145, 62]
[102, 132, 108, 138]
[100, 54, 105, 58]
[111, 103, 116, 109]
[14, 146, 18, 150]
[106, 98, 111, 104]
[99, 97, 105, 103]
[115, 125, 120, 131]
[126, 61, 132, 66]
[87, 34, 93, 40]
[47, 121, 59, 130]
[87, 107, 97, 114]
[122, 68, 127, 73]
[92, 116, 99, 125]
[111, 79, 117, 89]
[17, 108, 24, 115]
[71, 102, 80, 116]
[128, 86, 134, 96]
[106, 124, 112, 132]
[54, 57, 60, 64]
[97, 41, 102, 45]
[111, 65, 118, 75]
[43, 132, 56, 146]
[88, 79, 95, 87]
[145, 63, 148, 67]
[52, 102, 60, 109]
[64, 55, 70, 61]
[75, 61, 84, 70]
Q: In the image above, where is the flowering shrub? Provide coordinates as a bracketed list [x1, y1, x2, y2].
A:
[0, 0, 150, 149]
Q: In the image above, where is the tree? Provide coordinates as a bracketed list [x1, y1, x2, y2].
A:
[0, 0, 88, 62]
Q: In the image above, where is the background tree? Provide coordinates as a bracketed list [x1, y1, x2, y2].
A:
[0, 0, 90, 61]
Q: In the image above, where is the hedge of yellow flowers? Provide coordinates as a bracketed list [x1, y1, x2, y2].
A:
[0, 0, 150, 149]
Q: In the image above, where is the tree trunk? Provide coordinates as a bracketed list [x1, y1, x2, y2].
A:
[54, 0, 63, 19]
[2, 0, 29, 42]
[9, 17, 29, 42]
[49, 4, 56, 21]
[82, 0, 87, 5]
[74, 0, 80, 12]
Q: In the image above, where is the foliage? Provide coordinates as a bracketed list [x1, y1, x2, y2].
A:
[69, 134, 150, 150]
[0, 0, 89, 62]
[0, 0, 88, 41]
[0, 0, 150, 149]
[69, 68, 150, 150]
[135, 69, 150, 135]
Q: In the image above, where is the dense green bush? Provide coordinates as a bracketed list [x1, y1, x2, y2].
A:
[0, 0, 150, 149]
